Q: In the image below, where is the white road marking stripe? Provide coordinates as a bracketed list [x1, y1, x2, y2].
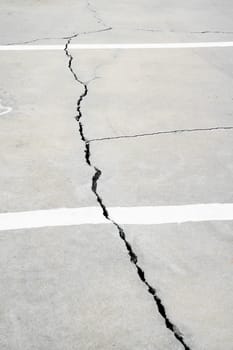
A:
[1, 42, 233, 51]
[0, 204, 232, 231]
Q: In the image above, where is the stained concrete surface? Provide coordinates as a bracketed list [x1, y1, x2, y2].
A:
[0, 1, 233, 350]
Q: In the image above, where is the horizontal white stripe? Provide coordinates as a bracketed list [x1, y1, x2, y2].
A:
[112, 204, 233, 224]
[0, 204, 232, 231]
[1, 42, 233, 51]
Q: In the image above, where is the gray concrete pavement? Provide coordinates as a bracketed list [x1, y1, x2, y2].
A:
[0, 225, 183, 350]
[0, 51, 95, 212]
[0, 1, 233, 350]
[125, 222, 233, 350]
[73, 49, 233, 140]
[90, 132, 233, 206]
[71, 48, 233, 206]
[1, 1, 233, 44]
[0, 0, 98, 45]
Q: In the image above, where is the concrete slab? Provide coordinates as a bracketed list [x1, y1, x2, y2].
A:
[0, 0, 99, 45]
[0, 225, 183, 350]
[124, 221, 233, 350]
[67, 48, 233, 207]
[73, 0, 233, 44]
[90, 132, 233, 206]
[0, 51, 95, 212]
[1, 1, 233, 44]
[70, 48, 233, 141]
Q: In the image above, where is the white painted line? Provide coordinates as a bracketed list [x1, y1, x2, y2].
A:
[0, 204, 232, 231]
[111, 204, 233, 225]
[0, 207, 108, 231]
[1, 42, 233, 51]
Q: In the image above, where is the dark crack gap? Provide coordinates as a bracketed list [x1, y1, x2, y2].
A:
[64, 38, 191, 350]
[88, 126, 233, 142]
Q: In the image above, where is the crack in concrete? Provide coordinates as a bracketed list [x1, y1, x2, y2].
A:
[86, 0, 109, 29]
[137, 28, 233, 34]
[88, 126, 233, 142]
[64, 36, 191, 350]
[5, 27, 112, 46]
[191, 30, 233, 34]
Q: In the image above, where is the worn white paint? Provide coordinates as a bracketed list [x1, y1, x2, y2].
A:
[0, 100, 12, 116]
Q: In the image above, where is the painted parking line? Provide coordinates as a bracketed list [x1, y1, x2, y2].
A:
[1, 42, 233, 51]
[0, 203, 232, 231]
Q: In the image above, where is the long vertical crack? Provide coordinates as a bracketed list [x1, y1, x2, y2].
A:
[64, 38, 191, 350]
